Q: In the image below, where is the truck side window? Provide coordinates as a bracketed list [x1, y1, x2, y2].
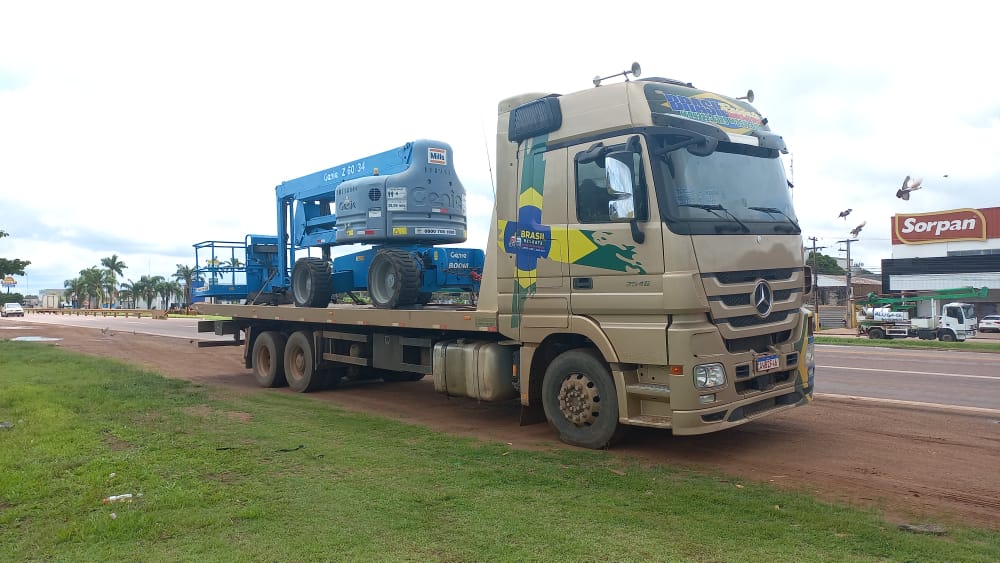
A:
[574, 150, 648, 224]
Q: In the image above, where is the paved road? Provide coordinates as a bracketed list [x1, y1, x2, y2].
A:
[816, 344, 1000, 412]
[6, 314, 232, 342]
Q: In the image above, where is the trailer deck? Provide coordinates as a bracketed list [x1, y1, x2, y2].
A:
[196, 302, 499, 333]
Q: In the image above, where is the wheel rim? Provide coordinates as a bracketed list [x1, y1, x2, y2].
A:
[369, 257, 397, 305]
[289, 347, 305, 380]
[257, 347, 271, 373]
[557, 372, 601, 426]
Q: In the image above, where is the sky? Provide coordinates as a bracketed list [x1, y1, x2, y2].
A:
[2, 1, 998, 295]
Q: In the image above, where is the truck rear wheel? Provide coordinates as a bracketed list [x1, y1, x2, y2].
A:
[252, 331, 287, 388]
[284, 331, 324, 392]
[368, 249, 420, 309]
[292, 257, 333, 308]
[868, 327, 885, 340]
[541, 348, 624, 449]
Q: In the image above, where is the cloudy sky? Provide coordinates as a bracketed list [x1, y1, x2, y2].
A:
[2, 1, 997, 294]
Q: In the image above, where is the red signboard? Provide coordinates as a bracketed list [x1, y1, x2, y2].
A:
[891, 207, 1000, 245]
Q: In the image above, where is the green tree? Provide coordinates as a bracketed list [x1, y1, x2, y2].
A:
[0, 229, 31, 278]
[78, 267, 106, 308]
[224, 257, 243, 284]
[138, 275, 164, 309]
[63, 276, 86, 308]
[173, 264, 197, 307]
[157, 279, 182, 310]
[100, 254, 127, 306]
[806, 251, 845, 275]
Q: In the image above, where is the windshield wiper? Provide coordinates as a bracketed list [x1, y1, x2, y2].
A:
[748, 206, 800, 233]
[679, 203, 750, 233]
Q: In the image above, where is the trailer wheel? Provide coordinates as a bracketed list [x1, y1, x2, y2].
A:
[939, 331, 957, 342]
[868, 327, 885, 340]
[368, 249, 420, 309]
[284, 331, 323, 392]
[292, 257, 333, 308]
[252, 331, 287, 388]
[541, 348, 625, 449]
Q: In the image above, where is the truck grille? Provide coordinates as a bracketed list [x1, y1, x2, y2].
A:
[701, 267, 803, 353]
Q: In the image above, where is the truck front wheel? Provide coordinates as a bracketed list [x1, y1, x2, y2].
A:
[868, 327, 885, 340]
[939, 331, 957, 342]
[252, 331, 287, 388]
[284, 331, 324, 392]
[541, 348, 625, 449]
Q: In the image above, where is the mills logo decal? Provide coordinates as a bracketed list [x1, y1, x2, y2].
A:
[892, 208, 987, 244]
[427, 147, 447, 166]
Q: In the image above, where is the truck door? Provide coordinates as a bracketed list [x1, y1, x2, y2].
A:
[509, 143, 569, 332]
[568, 134, 664, 317]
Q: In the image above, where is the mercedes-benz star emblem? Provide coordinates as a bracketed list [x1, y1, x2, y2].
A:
[752, 280, 773, 318]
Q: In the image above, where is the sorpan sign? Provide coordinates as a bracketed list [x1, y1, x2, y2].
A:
[892, 208, 987, 244]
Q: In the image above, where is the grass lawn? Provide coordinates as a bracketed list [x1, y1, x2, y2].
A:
[1, 341, 998, 561]
[815, 334, 1000, 352]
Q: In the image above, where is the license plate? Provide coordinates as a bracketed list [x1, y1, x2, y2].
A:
[756, 354, 779, 372]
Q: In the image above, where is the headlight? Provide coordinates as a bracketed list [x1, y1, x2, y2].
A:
[694, 363, 726, 388]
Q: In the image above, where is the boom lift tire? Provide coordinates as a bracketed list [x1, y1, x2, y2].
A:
[284, 330, 324, 392]
[541, 348, 625, 449]
[252, 331, 288, 388]
[368, 249, 420, 309]
[292, 257, 333, 308]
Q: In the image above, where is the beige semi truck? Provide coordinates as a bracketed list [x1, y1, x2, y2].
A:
[197, 67, 816, 449]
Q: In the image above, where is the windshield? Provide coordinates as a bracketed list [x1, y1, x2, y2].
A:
[653, 136, 797, 235]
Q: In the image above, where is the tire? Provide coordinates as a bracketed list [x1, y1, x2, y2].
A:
[367, 249, 420, 309]
[252, 331, 287, 388]
[284, 330, 323, 392]
[541, 348, 625, 449]
[292, 257, 333, 308]
[939, 331, 956, 342]
[868, 327, 885, 340]
[416, 292, 433, 305]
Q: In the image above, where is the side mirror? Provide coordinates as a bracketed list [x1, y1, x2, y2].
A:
[604, 151, 645, 244]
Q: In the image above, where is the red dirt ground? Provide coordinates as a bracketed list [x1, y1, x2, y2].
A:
[5, 323, 999, 531]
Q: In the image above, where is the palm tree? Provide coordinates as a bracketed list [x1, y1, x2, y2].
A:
[224, 257, 243, 284]
[100, 254, 127, 307]
[173, 264, 197, 307]
[63, 277, 86, 308]
[157, 279, 182, 311]
[79, 267, 105, 308]
[137, 275, 163, 309]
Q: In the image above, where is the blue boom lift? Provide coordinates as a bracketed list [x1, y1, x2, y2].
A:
[194, 140, 484, 309]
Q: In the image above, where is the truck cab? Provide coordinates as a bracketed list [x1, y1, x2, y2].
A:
[493, 78, 813, 438]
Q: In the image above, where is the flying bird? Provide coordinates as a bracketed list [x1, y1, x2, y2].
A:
[838, 208, 852, 220]
[896, 175, 923, 200]
[850, 220, 867, 238]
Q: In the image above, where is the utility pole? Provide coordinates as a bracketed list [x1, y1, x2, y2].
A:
[837, 238, 859, 328]
[807, 237, 826, 317]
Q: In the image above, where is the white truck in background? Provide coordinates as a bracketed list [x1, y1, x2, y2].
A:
[856, 287, 984, 342]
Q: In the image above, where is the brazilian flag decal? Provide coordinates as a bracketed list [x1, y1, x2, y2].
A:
[499, 136, 648, 327]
